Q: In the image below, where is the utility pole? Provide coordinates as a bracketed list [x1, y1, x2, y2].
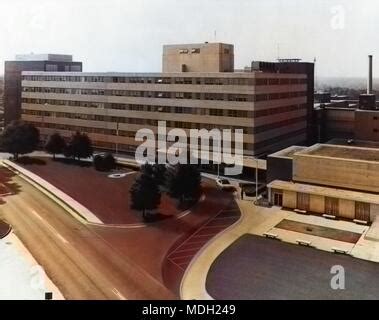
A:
[115, 121, 119, 155]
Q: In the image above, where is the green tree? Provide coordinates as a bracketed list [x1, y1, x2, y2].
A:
[45, 133, 66, 160]
[93, 153, 116, 171]
[0, 121, 40, 160]
[165, 164, 201, 203]
[140, 162, 167, 186]
[130, 173, 161, 220]
[65, 132, 93, 161]
[103, 153, 116, 170]
[152, 164, 167, 186]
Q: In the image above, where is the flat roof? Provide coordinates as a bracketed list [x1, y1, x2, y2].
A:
[268, 145, 307, 159]
[296, 143, 379, 162]
[191, 151, 267, 170]
[21, 71, 306, 79]
[163, 42, 233, 48]
[268, 180, 379, 204]
[327, 138, 379, 149]
[15, 54, 73, 62]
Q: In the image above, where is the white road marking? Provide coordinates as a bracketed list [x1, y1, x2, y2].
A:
[124, 171, 137, 176]
[30, 209, 69, 245]
[112, 288, 127, 300]
[55, 233, 69, 244]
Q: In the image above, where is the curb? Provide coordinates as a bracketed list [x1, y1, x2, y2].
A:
[2, 160, 94, 225]
[179, 194, 244, 300]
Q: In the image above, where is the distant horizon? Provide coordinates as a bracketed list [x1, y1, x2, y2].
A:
[1, 0, 379, 78]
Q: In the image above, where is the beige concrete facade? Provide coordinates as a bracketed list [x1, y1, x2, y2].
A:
[283, 190, 296, 208]
[268, 179, 379, 222]
[309, 194, 324, 214]
[20, 70, 308, 159]
[162, 43, 234, 73]
[293, 144, 379, 193]
[338, 199, 355, 220]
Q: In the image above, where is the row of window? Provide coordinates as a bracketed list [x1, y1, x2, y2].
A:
[253, 104, 306, 117]
[23, 108, 306, 135]
[30, 120, 306, 154]
[23, 87, 253, 101]
[23, 87, 306, 102]
[22, 75, 307, 86]
[22, 98, 252, 117]
[23, 109, 251, 132]
[28, 121, 250, 150]
[22, 98, 306, 119]
[179, 48, 201, 54]
[252, 116, 306, 134]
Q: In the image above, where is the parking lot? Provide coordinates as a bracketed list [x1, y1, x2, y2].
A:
[206, 234, 379, 300]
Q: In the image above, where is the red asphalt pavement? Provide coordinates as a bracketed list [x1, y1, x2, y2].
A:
[90, 183, 240, 296]
[162, 207, 240, 294]
[18, 158, 182, 224]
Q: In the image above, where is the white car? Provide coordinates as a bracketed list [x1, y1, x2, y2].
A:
[216, 178, 235, 190]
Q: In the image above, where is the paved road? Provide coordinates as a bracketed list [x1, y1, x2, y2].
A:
[0, 170, 175, 300]
[206, 234, 379, 300]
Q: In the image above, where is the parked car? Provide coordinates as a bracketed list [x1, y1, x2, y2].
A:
[216, 178, 235, 190]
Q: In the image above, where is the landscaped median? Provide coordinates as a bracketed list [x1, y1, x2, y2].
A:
[2, 159, 103, 224]
[2, 157, 190, 225]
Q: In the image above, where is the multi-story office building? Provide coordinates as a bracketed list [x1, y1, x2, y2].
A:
[19, 43, 313, 169]
[21, 71, 308, 156]
[4, 54, 82, 125]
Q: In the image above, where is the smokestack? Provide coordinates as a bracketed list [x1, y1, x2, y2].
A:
[368, 55, 373, 94]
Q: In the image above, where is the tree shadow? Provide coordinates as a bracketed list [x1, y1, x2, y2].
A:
[0, 169, 22, 196]
[55, 157, 92, 167]
[143, 213, 172, 223]
[16, 156, 46, 166]
[0, 168, 22, 218]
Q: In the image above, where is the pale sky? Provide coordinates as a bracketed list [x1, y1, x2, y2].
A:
[0, 0, 378, 77]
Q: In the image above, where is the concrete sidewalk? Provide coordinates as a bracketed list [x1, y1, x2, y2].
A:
[0, 232, 64, 300]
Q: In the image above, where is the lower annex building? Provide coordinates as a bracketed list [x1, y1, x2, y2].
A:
[267, 143, 379, 223]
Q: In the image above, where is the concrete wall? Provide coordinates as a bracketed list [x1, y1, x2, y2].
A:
[162, 43, 234, 73]
[355, 110, 379, 141]
[283, 190, 297, 208]
[293, 154, 379, 193]
[309, 194, 324, 214]
[266, 156, 293, 184]
[276, 185, 378, 222]
[338, 199, 355, 220]
[370, 204, 379, 221]
[326, 108, 355, 139]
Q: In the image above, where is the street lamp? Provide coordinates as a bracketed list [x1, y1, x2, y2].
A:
[246, 154, 263, 204]
[255, 157, 259, 201]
